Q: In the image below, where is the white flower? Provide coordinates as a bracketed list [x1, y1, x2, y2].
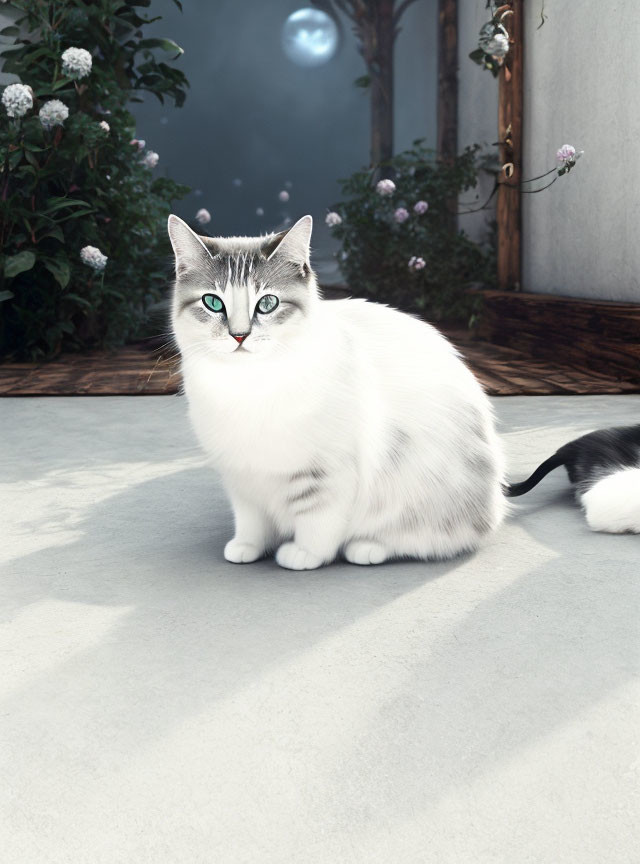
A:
[2, 83, 33, 118]
[195, 208, 211, 225]
[61, 47, 93, 79]
[278, 190, 289, 202]
[486, 33, 509, 58]
[414, 200, 429, 214]
[141, 150, 159, 168]
[38, 99, 69, 130]
[325, 211, 342, 227]
[556, 144, 576, 163]
[394, 207, 409, 224]
[376, 178, 396, 196]
[99, 120, 110, 132]
[408, 256, 426, 271]
[478, 22, 509, 58]
[130, 138, 146, 150]
[80, 245, 108, 272]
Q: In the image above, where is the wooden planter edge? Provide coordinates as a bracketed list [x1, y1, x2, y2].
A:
[475, 289, 640, 382]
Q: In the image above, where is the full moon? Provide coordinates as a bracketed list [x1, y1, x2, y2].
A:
[281, 8, 339, 68]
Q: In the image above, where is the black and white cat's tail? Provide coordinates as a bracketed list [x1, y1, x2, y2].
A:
[505, 424, 640, 534]
[505, 452, 566, 497]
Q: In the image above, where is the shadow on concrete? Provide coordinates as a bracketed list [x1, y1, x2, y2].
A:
[3, 451, 638, 824]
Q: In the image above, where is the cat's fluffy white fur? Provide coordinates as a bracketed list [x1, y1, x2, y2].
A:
[169, 214, 507, 569]
[581, 468, 640, 534]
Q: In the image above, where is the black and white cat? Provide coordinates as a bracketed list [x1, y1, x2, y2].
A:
[507, 424, 640, 533]
[167, 213, 638, 570]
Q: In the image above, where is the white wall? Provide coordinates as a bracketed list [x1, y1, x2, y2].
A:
[457, 1, 498, 245]
[394, 0, 439, 154]
[0, 5, 20, 86]
[523, 0, 640, 301]
[459, 0, 640, 302]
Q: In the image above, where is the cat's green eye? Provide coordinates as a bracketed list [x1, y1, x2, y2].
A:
[257, 294, 279, 314]
[202, 294, 224, 313]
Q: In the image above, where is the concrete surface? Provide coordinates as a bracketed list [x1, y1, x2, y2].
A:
[1, 394, 639, 864]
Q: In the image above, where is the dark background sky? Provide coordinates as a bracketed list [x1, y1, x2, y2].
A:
[132, 0, 438, 281]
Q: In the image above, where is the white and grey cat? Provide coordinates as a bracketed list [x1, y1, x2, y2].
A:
[168, 213, 506, 570]
[167, 214, 638, 571]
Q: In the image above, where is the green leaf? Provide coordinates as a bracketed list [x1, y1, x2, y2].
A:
[51, 79, 74, 92]
[61, 208, 97, 221]
[0, 289, 15, 302]
[40, 225, 65, 243]
[24, 150, 40, 169]
[354, 75, 371, 89]
[4, 250, 36, 278]
[63, 293, 92, 309]
[8, 149, 23, 170]
[0, 26, 21, 37]
[43, 197, 91, 215]
[43, 257, 71, 289]
[135, 37, 184, 58]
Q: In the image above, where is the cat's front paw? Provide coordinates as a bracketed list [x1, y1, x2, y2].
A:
[344, 540, 388, 565]
[275, 542, 324, 571]
[224, 539, 265, 564]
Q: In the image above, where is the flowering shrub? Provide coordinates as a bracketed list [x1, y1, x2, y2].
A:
[327, 141, 495, 322]
[0, 0, 190, 360]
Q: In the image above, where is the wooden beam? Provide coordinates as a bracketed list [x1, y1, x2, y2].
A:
[497, 0, 523, 290]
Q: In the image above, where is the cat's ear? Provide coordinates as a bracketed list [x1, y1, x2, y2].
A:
[265, 215, 312, 265]
[167, 214, 215, 275]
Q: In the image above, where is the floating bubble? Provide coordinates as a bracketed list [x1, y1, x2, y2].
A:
[278, 190, 290, 202]
[232, 178, 243, 187]
[281, 8, 339, 68]
[256, 207, 264, 216]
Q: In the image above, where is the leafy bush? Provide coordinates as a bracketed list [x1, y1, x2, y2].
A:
[327, 142, 496, 323]
[0, 0, 190, 360]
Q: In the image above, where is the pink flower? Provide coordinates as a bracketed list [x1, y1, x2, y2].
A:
[414, 200, 429, 214]
[376, 179, 396, 196]
[141, 150, 159, 168]
[129, 138, 145, 150]
[556, 144, 576, 163]
[325, 211, 342, 227]
[394, 207, 409, 224]
[195, 208, 211, 225]
[408, 256, 425, 271]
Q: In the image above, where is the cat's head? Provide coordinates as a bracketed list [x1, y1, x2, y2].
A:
[168, 214, 318, 358]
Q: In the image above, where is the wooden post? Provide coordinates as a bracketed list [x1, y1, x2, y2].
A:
[437, 0, 458, 164]
[497, 0, 523, 290]
[437, 0, 458, 232]
[369, 0, 395, 171]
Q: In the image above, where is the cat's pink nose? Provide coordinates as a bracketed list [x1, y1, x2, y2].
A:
[232, 334, 248, 344]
